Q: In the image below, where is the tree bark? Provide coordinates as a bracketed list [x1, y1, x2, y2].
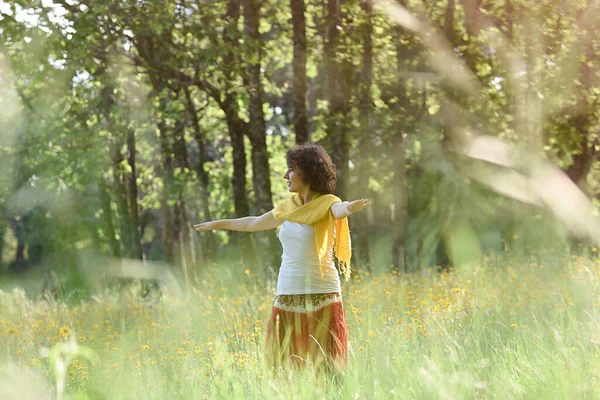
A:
[184, 87, 216, 261]
[223, 98, 251, 218]
[355, 0, 374, 272]
[130, 32, 173, 263]
[324, 0, 349, 200]
[133, 25, 188, 266]
[459, 0, 483, 36]
[171, 105, 195, 272]
[8, 217, 26, 272]
[98, 178, 121, 258]
[392, 133, 406, 275]
[444, 0, 456, 42]
[565, 2, 599, 185]
[565, 120, 594, 185]
[111, 139, 133, 258]
[222, 97, 255, 263]
[0, 217, 6, 266]
[504, 0, 513, 39]
[241, 0, 280, 268]
[390, 23, 415, 274]
[291, 0, 310, 144]
[223, 0, 252, 220]
[98, 65, 134, 259]
[242, 0, 275, 215]
[153, 90, 178, 264]
[126, 128, 143, 260]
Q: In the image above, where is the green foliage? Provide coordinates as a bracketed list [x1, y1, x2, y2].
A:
[0, 0, 598, 278]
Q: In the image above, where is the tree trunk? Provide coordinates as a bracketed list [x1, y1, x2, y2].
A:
[291, 0, 310, 144]
[218, 0, 256, 264]
[444, 0, 456, 42]
[566, 117, 594, 185]
[565, 2, 599, 185]
[0, 217, 6, 266]
[242, 0, 280, 269]
[390, 24, 414, 274]
[98, 178, 121, 258]
[184, 86, 216, 261]
[242, 0, 275, 215]
[8, 217, 26, 272]
[504, 0, 513, 39]
[126, 128, 143, 260]
[222, 99, 255, 262]
[455, 0, 493, 92]
[355, 0, 373, 272]
[156, 97, 177, 264]
[223, 98, 251, 218]
[98, 70, 134, 259]
[172, 108, 195, 273]
[324, 0, 349, 200]
[459, 0, 483, 36]
[392, 134, 406, 275]
[133, 28, 180, 265]
[96, 49, 136, 260]
[223, 0, 252, 219]
[111, 140, 133, 258]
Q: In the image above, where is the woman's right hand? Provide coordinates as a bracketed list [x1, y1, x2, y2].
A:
[347, 198, 372, 215]
[193, 221, 220, 231]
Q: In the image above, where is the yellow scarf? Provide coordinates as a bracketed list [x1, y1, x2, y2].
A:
[273, 193, 352, 281]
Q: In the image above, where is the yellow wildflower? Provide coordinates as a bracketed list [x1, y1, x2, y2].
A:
[59, 326, 71, 337]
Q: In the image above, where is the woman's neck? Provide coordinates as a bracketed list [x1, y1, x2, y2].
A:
[300, 188, 315, 205]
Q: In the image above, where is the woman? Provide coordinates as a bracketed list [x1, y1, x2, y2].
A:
[193, 144, 371, 370]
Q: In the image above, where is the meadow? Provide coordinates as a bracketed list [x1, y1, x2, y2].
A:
[1, 253, 600, 400]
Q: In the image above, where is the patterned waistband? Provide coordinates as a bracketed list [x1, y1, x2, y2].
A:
[274, 292, 342, 312]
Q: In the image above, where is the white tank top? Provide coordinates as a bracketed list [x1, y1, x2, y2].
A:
[276, 220, 341, 295]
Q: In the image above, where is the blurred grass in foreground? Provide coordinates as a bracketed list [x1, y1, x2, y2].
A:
[1, 253, 600, 399]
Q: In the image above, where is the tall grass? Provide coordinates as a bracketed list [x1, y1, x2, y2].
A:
[1, 253, 600, 399]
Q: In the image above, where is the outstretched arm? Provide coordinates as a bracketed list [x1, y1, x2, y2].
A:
[331, 199, 372, 219]
[194, 211, 283, 232]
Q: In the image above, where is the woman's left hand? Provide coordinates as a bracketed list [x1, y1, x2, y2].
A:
[348, 199, 372, 215]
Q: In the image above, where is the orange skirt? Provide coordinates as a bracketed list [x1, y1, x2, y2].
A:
[265, 292, 348, 370]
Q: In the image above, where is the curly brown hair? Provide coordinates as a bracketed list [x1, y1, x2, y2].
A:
[286, 144, 337, 194]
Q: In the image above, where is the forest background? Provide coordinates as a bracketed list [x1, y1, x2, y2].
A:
[1, 0, 599, 294]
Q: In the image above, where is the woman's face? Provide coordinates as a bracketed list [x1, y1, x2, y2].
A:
[284, 164, 309, 193]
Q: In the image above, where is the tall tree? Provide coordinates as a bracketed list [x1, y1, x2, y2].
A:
[390, 24, 411, 273]
[184, 86, 216, 262]
[154, 90, 179, 264]
[171, 94, 195, 270]
[564, 1, 599, 186]
[98, 178, 121, 258]
[99, 57, 134, 259]
[354, 0, 374, 271]
[324, 0, 350, 200]
[128, 4, 200, 265]
[385, 0, 420, 273]
[101, 73, 137, 261]
[126, 127, 143, 260]
[242, 0, 281, 267]
[8, 217, 26, 272]
[0, 214, 6, 266]
[242, 0, 275, 215]
[110, 136, 134, 257]
[291, 0, 310, 144]
[222, 0, 251, 219]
